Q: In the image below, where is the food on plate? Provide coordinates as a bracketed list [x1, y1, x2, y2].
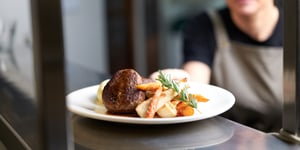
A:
[97, 79, 110, 104]
[176, 101, 195, 116]
[102, 69, 146, 113]
[156, 101, 178, 118]
[135, 88, 177, 118]
[98, 69, 209, 118]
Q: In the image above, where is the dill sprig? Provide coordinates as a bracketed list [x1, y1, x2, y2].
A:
[156, 70, 198, 108]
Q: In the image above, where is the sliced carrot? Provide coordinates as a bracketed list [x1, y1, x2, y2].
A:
[176, 102, 195, 116]
[181, 105, 194, 116]
[176, 102, 186, 109]
[178, 77, 188, 83]
[190, 94, 209, 102]
[145, 87, 162, 118]
[136, 82, 162, 91]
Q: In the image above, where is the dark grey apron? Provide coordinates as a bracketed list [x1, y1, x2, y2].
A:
[208, 11, 283, 132]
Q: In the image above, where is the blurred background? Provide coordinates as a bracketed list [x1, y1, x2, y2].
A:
[0, 0, 225, 80]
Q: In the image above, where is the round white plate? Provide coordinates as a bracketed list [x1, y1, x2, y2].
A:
[66, 82, 235, 124]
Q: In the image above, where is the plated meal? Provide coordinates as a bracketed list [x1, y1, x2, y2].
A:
[98, 69, 209, 118]
[66, 69, 235, 124]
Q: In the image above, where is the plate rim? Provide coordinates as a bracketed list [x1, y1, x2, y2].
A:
[66, 83, 235, 125]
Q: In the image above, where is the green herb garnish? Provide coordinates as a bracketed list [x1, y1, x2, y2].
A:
[156, 70, 198, 108]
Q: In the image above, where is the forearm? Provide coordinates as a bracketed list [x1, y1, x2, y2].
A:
[182, 61, 211, 84]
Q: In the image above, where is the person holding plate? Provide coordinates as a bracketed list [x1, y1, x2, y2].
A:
[150, 0, 283, 132]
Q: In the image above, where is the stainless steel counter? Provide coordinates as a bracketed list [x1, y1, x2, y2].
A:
[71, 115, 299, 150]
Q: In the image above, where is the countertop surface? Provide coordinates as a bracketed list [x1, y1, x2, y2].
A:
[71, 114, 298, 150]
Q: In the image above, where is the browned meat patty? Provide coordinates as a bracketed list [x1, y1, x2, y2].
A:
[102, 69, 146, 113]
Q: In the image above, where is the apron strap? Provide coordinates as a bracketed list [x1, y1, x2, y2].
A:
[207, 11, 230, 50]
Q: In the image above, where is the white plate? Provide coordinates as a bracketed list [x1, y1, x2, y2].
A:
[66, 82, 235, 124]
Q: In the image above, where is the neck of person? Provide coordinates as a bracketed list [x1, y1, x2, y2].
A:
[231, 5, 279, 42]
